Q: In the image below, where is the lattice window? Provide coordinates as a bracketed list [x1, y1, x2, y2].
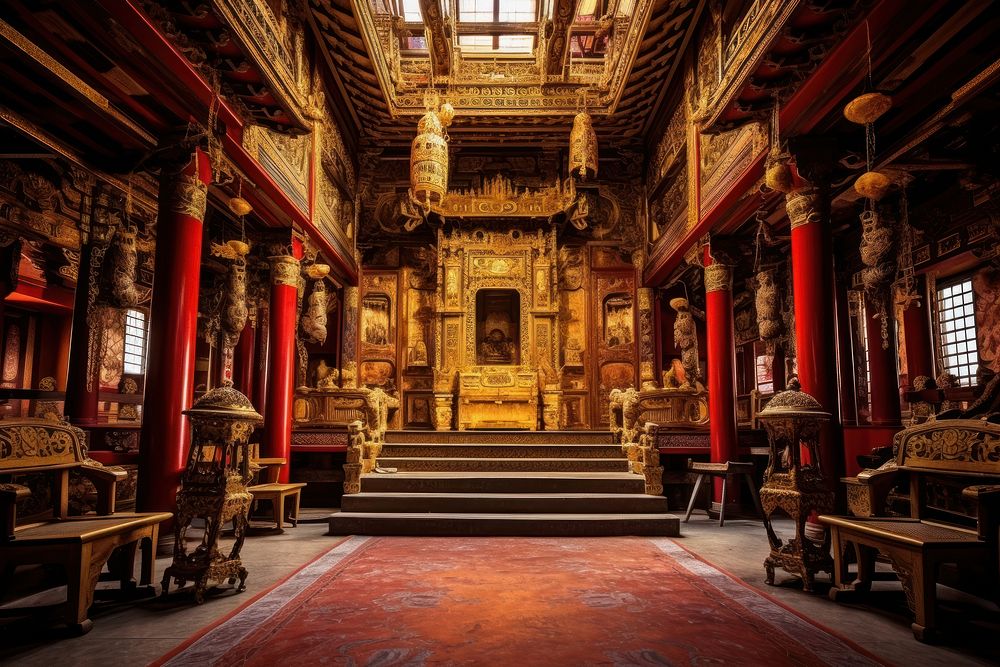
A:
[754, 340, 773, 394]
[848, 291, 872, 423]
[936, 278, 979, 387]
[123, 309, 147, 375]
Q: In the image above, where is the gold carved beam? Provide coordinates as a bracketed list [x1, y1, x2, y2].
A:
[432, 175, 577, 218]
[545, 0, 580, 77]
[417, 0, 451, 77]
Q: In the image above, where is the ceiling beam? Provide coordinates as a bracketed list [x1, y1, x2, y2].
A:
[418, 0, 451, 77]
[545, 0, 579, 77]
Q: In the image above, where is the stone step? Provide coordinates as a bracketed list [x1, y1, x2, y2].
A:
[384, 430, 613, 445]
[359, 471, 647, 494]
[377, 457, 630, 473]
[341, 492, 670, 514]
[328, 511, 680, 537]
[380, 443, 624, 459]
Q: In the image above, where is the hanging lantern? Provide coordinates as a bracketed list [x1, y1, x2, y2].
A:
[569, 111, 598, 181]
[843, 92, 892, 125]
[854, 170, 891, 200]
[410, 110, 449, 206]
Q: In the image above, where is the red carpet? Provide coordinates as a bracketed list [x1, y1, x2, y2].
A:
[155, 536, 884, 666]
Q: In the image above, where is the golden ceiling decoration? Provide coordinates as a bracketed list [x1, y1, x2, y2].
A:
[433, 174, 577, 218]
[352, 0, 659, 117]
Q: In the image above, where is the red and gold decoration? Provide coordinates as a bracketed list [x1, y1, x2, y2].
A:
[262, 253, 301, 482]
[138, 148, 212, 517]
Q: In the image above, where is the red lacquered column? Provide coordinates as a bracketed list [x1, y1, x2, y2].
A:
[262, 255, 299, 482]
[64, 240, 100, 426]
[902, 276, 934, 384]
[785, 186, 843, 485]
[137, 148, 210, 516]
[704, 252, 739, 505]
[865, 295, 902, 426]
[232, 321, 256, 402]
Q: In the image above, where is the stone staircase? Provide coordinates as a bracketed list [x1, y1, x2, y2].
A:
[328, 430, 679, 536]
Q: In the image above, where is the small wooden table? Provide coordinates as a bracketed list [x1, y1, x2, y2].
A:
[683, 460, 763, 526]
[248, 483, 306, 529]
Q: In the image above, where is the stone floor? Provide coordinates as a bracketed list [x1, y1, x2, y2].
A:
[1, 513, 997, 666]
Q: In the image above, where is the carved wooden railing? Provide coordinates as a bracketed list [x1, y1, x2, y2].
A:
[609, 387, 709, 495]
[292, 387, 399, 494]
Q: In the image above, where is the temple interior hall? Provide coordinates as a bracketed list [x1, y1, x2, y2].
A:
[1, 0, 999, 664]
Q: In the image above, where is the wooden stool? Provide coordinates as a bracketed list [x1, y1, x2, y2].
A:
[683, 460, 763, 526]
[248, 483, 306, 529]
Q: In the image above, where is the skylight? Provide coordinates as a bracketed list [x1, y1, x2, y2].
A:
[359, 0, 663, 116]
[399, 0, 422, 22]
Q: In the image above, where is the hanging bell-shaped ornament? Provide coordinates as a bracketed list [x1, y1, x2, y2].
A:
[305, 263, 331, 280]
[228, 196, 253, 217]
[854, 171, 892, 200]
[410, 110, 449, 206]
[226, 239, 250, 257]
[569, 111, 598, 181]
[843, 92, 892, 125]
[764, 151, 793, 193]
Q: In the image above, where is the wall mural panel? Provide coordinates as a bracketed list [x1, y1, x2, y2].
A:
[359, 272, 399, 398]
[592, 270, 638, 426]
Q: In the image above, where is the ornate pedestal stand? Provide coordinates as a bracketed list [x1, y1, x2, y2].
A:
[757, 382, 834, 592]
[161, 385, 262, 603]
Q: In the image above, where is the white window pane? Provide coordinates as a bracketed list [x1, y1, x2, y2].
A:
[498, 34, 534, 52]
[459, 34, 494, 51]
[401, 0, 422, 21]
[498, 0, 535, 21]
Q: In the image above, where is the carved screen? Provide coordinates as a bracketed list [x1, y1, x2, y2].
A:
[475, 289, 520, 365]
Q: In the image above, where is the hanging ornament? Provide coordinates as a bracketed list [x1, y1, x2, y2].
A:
[228, 196, 252, 217]
[410, 107, 450, 207]
[854, 170, 891, 200]
[227, 239, 250, 256]
[437, 101, 455, 128]
[843, 92, 892, 125]
[764, 98, 792, 193]
[228, 178, 253, 217]
[569, 111, 598, 181]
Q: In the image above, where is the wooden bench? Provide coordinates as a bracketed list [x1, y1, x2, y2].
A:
[819, 419, 1000, 641]
[0, 418, 171, 634]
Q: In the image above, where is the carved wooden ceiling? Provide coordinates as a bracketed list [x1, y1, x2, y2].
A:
[309, 0, 702, 148]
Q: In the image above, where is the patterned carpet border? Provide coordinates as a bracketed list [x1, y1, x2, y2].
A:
[650, 539, 889, 667]
[154, 536, 889, 667]
[153, 536, 369, 667]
